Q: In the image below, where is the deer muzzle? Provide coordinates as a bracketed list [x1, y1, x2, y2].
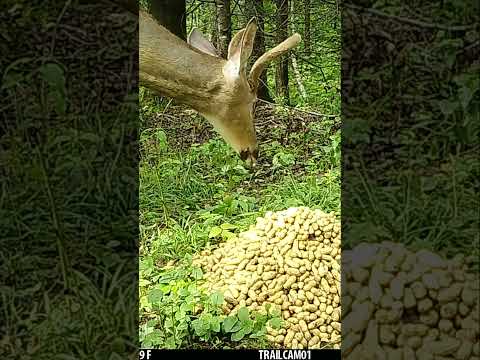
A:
[240, 148, 258, 168]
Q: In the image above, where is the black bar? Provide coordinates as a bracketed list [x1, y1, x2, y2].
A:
[140, 349, 340, 360]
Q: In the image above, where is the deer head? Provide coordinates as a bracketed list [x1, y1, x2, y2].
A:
[139, 11, 301, 166]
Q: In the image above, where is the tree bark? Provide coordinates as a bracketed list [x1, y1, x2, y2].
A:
[216, 0, 231, 58]
[212, 5, 219, 48]
[275, 0, 290, 104]
[304, 0, 311, 54]
[246, 0, 274, 101]
[149, 0, 187, 41]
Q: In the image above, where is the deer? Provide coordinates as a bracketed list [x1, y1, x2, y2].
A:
[139, 10, 301, 167]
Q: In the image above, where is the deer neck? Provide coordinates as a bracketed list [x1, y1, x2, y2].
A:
[140, 19, 226, 114]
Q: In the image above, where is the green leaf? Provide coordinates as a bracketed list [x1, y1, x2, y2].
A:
[269, 317, 282, 329]
[200, 313, 213, 323]
[165, 336, 176, 349]
[155, 130, 168, 151]
[174, 310, 186, 321]
[210, 291, 224, 306]
[209, 226, 222, 238]
[39, 63, 65, 89]
[144, 330, 162, 346]
[139, 279, 151, 287]
[164, 318, 174, 330]
[223, 316, 240, 333]
[220, 223, 237, 230]
[191, 318, 209, 337]
[209, 316, 221, 332]
[264, 303, 272, 314]
[140, 257, 154, 271]
[237, 307, 250, 322]
[240, 318, 254, 334]
[178, 288, 190, 297]
[231, 328, 247, 341]
[159, 283, 172, 294]
[146, 319, 157, 327]
[253, 311, 268, 326]
[147, 288, 163, 304]
[223, 230, 236, 240]
[177, 320, 189, 331]
[187, 284, 200, 297]
[191, 267, 203, 280]
[250, 328, 266, 338]
[180, 301, 194, 313]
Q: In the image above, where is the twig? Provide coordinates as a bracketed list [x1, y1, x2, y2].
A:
[346, 4, 479, 31]
[59, 29, 95, 46]
[255, 115, 285, 126]
[162, 98, 174, 114]
[290, 0, 307, 100]
[256, 98, 338, 118]
[49, 0, 73, 56]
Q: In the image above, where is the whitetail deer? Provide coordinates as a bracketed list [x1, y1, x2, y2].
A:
[139, 10, 301, 166]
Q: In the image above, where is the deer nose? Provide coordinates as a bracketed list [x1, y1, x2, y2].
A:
[240, 148, 258, 168]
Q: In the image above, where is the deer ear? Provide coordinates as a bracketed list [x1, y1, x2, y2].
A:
[225, 18, 257, 76]
[188, 28, 219, 57]
[227, 28, 245, 60]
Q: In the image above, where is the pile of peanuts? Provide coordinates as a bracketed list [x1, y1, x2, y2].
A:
[193, 207, 341, 349]
[343, 242, 479, 359]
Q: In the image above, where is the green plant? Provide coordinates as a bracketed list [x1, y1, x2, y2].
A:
[208, 222, 238, 241]
[139, 260, 281, 349]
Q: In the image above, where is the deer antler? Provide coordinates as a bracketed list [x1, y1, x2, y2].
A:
[248, 33, 301, 92]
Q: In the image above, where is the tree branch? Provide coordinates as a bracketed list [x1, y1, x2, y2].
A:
[257, 98, 338, 118]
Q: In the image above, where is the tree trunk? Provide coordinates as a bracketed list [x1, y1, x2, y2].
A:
[246, 0, 273, 102]
[149, 0, 187, 41]
[212, 5, 219, 48]
[216, 0, 231, 58]
[304, 0, 311, 54]
[275, 0, 290, 104]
